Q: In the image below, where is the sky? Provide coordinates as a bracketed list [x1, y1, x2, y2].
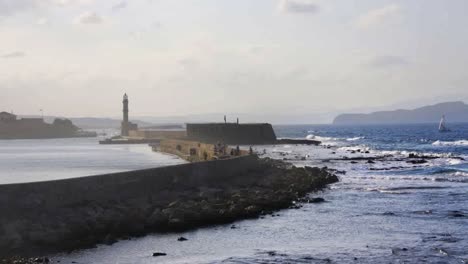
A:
[1, 0, 468, 122]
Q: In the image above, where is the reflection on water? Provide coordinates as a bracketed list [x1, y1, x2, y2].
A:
[0, 137, 186, 184]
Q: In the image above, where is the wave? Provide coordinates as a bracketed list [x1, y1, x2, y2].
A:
[305, 134, 364, 142]
[306, 134, 336, 141]
[432, 140, 468, 146]
[346, 137, 365, 141]
[429, 167, 468, 175]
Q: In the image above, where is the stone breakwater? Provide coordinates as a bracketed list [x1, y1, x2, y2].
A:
[0, 156, 338, 259]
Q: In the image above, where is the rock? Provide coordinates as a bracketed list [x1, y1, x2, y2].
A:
[448, 211, 465, 218]
[177, 237, 188, 241]
[407, 159, 427, 164]
[308, 197, 325, 203]
[230, 225, 236, 229]
[391, 247, 408, 254]
[152, 252, 167, 257]
[244, 205, 260, 215]
[146, 208, 168, 227]
[103, 234, 117, 245]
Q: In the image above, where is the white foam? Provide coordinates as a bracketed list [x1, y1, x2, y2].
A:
[346, 137, 364, 141]
[448, 159, 463, 165]
[453, 171, 468, 177]
[432, 140, 468, 146]
[306, 134, 336, 141]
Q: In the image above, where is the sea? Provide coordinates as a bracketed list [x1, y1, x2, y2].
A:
[1, 124, 467, 263]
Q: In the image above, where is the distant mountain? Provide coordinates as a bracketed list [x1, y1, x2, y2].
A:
[18, 116, 154, 129]
[333, 101, 468, 125]
[68, 118, 154, 129]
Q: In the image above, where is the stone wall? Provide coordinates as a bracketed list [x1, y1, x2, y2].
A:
[186, 123, 277, 145]
[128, 129, 187, 139]
[0, 155, 259, 216]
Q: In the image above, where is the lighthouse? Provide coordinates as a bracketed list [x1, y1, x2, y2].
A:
[121, 93, 129, 136]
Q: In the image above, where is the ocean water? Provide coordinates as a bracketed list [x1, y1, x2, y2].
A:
[3, 124, 467, 263]
[0, 135, 186, 184]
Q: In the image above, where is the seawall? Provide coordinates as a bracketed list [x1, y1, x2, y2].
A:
[0, 156, 338, 258]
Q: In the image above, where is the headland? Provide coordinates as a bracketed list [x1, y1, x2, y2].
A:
[0, 112, 96, 139]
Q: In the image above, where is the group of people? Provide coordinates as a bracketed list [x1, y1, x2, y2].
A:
[214, 142, 245, 157]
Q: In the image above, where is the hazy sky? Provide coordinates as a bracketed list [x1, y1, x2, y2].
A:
[1, 0, 468, 118]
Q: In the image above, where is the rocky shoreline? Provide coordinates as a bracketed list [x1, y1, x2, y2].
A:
[1, 157, 338, 262]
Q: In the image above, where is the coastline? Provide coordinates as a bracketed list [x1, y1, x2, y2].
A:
[0, 156, 338, 261]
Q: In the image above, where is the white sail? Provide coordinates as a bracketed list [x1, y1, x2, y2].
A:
[439, 115, 447, 131]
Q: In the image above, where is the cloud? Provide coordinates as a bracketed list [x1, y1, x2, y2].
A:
[1, 51, 26, 59]
[111, 1, 127, 11]
[74, 11, 103, 24]
[278, 0, 319, 14]
[368, 55, 408, 68]
[0, 0, 36, 16]
[52, 0, 95, 6]
[356, 4, 400, 29]
[36, 17, 48, 25]
[177, 58, 199, 71]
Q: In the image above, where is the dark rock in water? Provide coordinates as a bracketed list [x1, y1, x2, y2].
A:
[309, 197, 325, 203]
[392, 247, 408, 255]
[414, 210, 432, 215]
[230, 225, 236, 229]
[367, 160, 375, 164]
[407, 159, 427, 164]
[448, 211, 465, 218]
[364, 151, 370, 153]
[350, 161, 358, 164]
[177, 237, 188, 241]
[382, 212, 395, 216]
[436, 248, 449, 256]
[408, 153, 438, 159]
[152, 252, 167, 257]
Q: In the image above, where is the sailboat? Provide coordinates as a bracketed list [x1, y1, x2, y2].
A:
[439, 115, 451, 132]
